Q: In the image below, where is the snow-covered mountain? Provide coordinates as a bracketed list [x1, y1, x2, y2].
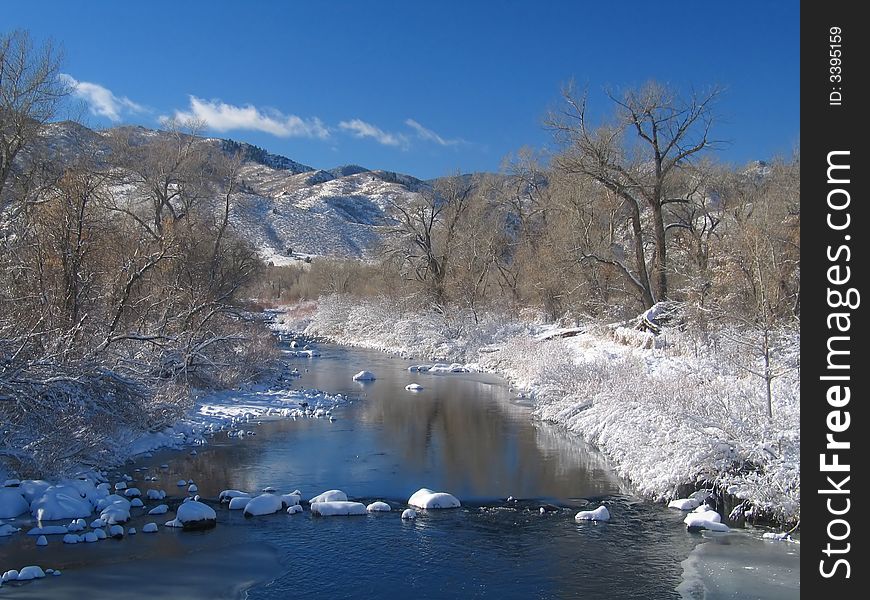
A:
[33, 122, 428, 262]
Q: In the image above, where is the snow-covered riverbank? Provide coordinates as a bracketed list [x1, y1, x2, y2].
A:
[1, 354, 348, 487]
[276, 295, 800, 524]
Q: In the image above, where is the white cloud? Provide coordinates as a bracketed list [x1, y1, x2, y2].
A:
[404, 118, 464, 146]
[166, 96, 329, 139]
[338, 119, 408, 148]
[60, 74, 145, 122]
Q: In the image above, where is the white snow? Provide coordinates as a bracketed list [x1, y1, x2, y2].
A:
[142, 523, 159, 533]
[30, 484, 93, 521]
[146, 489, 166, 500]
[219, 490, 250, 503]
[286, 504, 303, 514]
[242, 494, 284, 516]
[100, 501, 130, 525]
[309, 489, 348, 504]
[16, 566, 46, 580]
[67, 518, 86, 532]
[575, 506, 611, 522]
[309, 501, 367, 516]
[352, 370, 376, 381]
[228, 497, 252, 510]
[26, 525, 68, 535]
[280, 493, 301, 507]
[366, 501, 391, 512]
[407, 488, 460, 509]
[684, 508, 730, 532]
[0, 488, 29, 518]
[176, 501, 216, 526]
[401, 508, 417, 520]
[668, 498, 701, 511]
[404, 383, 423, 391]
[2, 569, 19, 582]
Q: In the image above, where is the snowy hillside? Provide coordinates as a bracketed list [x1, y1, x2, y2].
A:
[31, 122, 428, 260]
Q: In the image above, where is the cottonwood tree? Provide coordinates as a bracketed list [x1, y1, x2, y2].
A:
[382, 174, 474, 309]
[0, 30, 69, 212]
[548, 82, 722, 308]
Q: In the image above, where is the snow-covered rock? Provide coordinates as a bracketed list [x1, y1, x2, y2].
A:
[668, 498, 701, 511]
[286, 504, 303, 514]
[2, 569, 19, 582]
[26, 525, 68, 535]
[228, 496, 252, 510]
[30, 485, 93, 521]
[281, 493, 301, 507]
[175, 501, 217, 530]
[243, 494, 284, 517]
[114, 482, 127, 491]
[130, 498, 144, 508]
[352, 370, 376, 381]
[309, 489, 348, 504]
[366, 501, 391, 512]
[0, 488, 29, 518]
[176, 479, 188, 487]
[67, 518, 86, 532]
[147, 504, 169, 515]
[575, 506, 611, 522]
[124, 487, 141, 498]
[310, 501, 367, 516]
[83, 531, 98, 543]
[684, 508, 730, 532]
[218, 490, 250, 503]
[404, 383, 423, 391]
[99, 501, 131, 525]
[407, 488, 460, 509]
[401, 508, 417, 520]
[188, 484, 199, 493]
[0, 524, 20, 536]
[109, 524, 125, 538]
[146, 489, 166, 501]
[16, 566, 45, 580]
[36, 535, 48, 546]
[62, 533, 80, 544]
[142, 523, 159, 533]
[93, 528, 106, 540]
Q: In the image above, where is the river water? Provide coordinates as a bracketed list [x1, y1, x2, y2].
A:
[0, 342, 799, 598]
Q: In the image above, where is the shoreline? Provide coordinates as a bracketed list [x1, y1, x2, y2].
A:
[277, 295, 800, 527]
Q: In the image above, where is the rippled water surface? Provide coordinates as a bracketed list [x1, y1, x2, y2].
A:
[0, 342, 798, 599]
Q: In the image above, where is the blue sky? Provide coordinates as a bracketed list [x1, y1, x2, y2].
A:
[7, 1, 799, 179]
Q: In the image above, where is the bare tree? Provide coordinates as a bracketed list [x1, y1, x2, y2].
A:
[548, 82, 722, 308]
[0, 30, 69, 211]
[382, 174, 473, 308]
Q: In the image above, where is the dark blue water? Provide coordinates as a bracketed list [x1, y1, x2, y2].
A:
[0, 342, 797, 599]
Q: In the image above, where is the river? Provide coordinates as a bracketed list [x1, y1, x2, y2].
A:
[0, 341, 799, 598]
